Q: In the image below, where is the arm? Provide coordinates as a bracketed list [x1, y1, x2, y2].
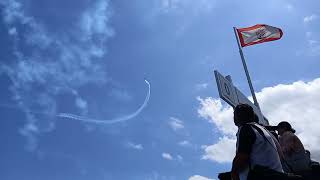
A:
[231, 125, 256, 180]
[282, 133, 298, 156]
[292, 134, 306, 152]
[231, 153, 250, 180]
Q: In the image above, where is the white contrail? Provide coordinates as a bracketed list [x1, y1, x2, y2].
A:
[57, 79, 151, 124]
[0, 80, 151, 124]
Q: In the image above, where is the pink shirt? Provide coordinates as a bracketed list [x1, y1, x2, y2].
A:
[279, 131, 305, 157]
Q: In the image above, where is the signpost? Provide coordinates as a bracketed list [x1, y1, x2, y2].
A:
[214, 71, 238, 108]
[214, 70, 269, 125]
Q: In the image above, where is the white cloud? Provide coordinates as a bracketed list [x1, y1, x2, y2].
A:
[257, 79, 320, 159]
[146, 0, 217, 34]
[303, 14, 318, 23]
[198, 78, 320, 162]
[80, 0, 114, 40]
[142, 171, 175, 180]
[0, 0, 114, 151]
[195, 83, 208, 91]
[178, 140, 191, 147]
[158, 0, 216, 14]
[127, 142, 144, 150]
[0, 0, 31, 24]
[75, 97, 88, 114]
[18, 111, 55, 151]
[162, 153, 173, 160]
[161, 153, 184, 161]
[201, 136, 236, 163]
[189, 175, 214, 180]
[168, 117, 184, 131]
[18, 115, 39, 151]
[143, 0, 218, 39]
[8, 27, 17, 35]
[26, 24, 52, 49]
[197, 97, 236, 136]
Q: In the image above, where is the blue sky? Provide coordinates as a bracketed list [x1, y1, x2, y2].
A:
[0, 0, 320, 180]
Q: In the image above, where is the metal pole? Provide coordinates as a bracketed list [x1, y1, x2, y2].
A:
[233, 27, 261, 110]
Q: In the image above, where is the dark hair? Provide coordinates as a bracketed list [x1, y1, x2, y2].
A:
[277, 121, 296, 133]
[234, 104, 254, 124]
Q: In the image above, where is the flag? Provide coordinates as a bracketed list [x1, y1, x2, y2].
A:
[236, 24, 283, 47]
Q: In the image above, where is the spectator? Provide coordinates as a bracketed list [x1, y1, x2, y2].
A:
[231, 104, 283, 180]
[276, 121, 311, 172]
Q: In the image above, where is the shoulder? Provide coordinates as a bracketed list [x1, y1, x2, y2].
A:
[240, 124, 255, 134]
[283, 131, 295, 141]
[237, 124, 256, 154]
[239, 124, 256, 140]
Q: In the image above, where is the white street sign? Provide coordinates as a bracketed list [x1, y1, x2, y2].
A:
[214, 70, 268, 125]
[214, 71, 238, 107]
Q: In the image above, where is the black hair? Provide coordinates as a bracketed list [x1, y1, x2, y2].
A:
[277, 121, 296, 133]
[234, 104, 254, 124]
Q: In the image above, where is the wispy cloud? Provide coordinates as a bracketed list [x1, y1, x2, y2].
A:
[8, 27, 17, 36]
[109, 89, 133, 102]
[126, 142, 144, 150]
[162, 152, 173, 160]
[304, 28, 320, 56]
[168, 117, 184, 131]
[161, 152, 183, 161]
[178, 140, 191, 147]
[189, 175, 215, 180]
[198, 78, 320, 162]
[285, 4, 293, 12]
[18, 115, 39, 151]
[307, 41, 320, 56]
[1, 0, 31, 25]
[139, 171, 175, 180]
[195, 83, 208, 91]
[0, 0, 114, 151]
[75, 97, 88, 115]
[156, 0, 216, 15]
[303, 14, 318, 23]
[146, 0, 217, 37]
[80, 0, 114, 40]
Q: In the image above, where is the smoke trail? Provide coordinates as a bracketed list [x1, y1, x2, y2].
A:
[0, 80, 151, 124]
[57, 79, 151, 124]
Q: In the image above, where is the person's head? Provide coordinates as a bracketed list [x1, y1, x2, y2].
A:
[233, 104, 254, 126]
[276, 121, 296, 135]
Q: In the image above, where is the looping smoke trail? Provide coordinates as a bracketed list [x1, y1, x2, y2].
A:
[57, 79, 151, 124]
[0, 80, 151, 124]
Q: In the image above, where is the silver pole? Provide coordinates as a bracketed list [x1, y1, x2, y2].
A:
[233, 27, 261, 110]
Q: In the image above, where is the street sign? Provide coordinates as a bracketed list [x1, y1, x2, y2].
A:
[214, 70, 238, 108]
[214, 70, 268, 125]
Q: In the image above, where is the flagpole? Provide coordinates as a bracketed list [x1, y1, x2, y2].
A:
[233, 27, 261, 110]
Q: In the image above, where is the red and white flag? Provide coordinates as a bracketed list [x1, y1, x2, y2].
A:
[236, 24, 283, 47]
